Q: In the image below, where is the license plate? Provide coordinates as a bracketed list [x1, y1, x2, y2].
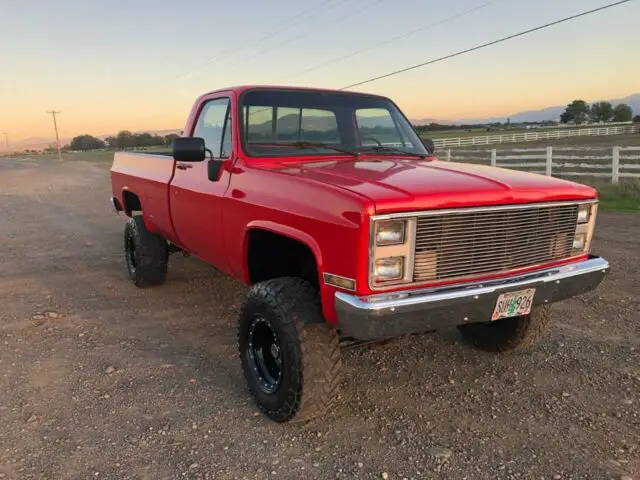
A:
[491, 288, 535, 321]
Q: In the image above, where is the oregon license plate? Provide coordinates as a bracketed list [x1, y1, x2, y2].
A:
[491, 288, 535, 321]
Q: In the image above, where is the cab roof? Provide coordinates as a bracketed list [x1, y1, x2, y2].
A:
[198, 85, 390, 100]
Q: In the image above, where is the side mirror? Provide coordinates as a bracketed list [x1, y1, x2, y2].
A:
[422, 138, 435, 154]
[172, 137, 206, 162]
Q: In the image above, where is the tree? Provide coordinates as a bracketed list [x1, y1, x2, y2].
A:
[560, 100, 590, 124]
[69, 134, 106, 151]
[116, 130, 135, 150]
[105, 136, 117, 149]
[164, 133, 180, 146]
[633, 115, 640, 123]
[613, 103, 633, 122]
[135, 132, 155, 147]
[589, 102, 614, 123]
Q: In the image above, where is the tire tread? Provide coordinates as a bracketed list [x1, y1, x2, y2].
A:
[124, 216, 168, 287]
[238, 277, 341, 422]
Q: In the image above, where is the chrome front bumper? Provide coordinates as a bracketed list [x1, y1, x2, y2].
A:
[335, 256, 610, 340]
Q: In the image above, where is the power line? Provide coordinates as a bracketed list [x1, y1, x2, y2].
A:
[274, 0, 504, 83]
[79, 0, 355, 135]
[119, 0, 341, 99]
[121, 0, 387, 129]
[341, 0, 633, 90]
[219, 0, 389, 79]
[46, 111, 63, 161]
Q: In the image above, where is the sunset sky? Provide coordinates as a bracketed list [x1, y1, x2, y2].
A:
[1, 0, 638, 144]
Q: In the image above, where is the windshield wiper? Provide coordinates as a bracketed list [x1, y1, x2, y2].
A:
[355, 145, 428, 159]
[253, 141, 358, 156]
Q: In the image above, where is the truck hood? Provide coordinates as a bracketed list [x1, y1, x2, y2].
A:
[277, 157, 596, 213]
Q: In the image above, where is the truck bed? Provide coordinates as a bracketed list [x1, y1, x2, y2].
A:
[110, 152, 179, 242]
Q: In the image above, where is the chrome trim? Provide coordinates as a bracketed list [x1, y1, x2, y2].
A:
[343, 256, 609, 311]
[323, 273, 356, 292]
[371, 199, 598, 221]
[335, 256, 610, 340]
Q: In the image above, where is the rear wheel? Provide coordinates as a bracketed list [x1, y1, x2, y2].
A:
[238, 277, 342, 422]
[124, 216, 168, 287]
[457, 305, 553, 352]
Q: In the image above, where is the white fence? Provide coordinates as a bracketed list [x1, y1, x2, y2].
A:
[432, 125, 638, 149]
[442, 146, 640, 184]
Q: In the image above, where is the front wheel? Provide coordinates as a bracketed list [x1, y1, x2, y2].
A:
[238, 277, 342, 422]
[457, 305, 553, 352]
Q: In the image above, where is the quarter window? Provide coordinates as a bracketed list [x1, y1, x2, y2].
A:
[194, 98, 232, 158]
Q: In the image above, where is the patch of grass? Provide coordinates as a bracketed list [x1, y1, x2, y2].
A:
[28, 151, 114, 162]
[19, 147, 169, 163]
[599, 197, 640, 212]
[430, 132, 640, 150]
[582, 179, 640, 212]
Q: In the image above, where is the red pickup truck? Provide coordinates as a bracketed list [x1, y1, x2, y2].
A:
[110, 86, 609, 422]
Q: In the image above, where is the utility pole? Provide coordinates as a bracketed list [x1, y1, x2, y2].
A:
[1, 132, 8, 151]
[46, 110, 63, 161]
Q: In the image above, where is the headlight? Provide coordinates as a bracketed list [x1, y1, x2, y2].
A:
[572, 202, 598, 254]
[375, 220, 406, 246]
[572, 233, 586, 250]
[374, 257, 404, 281]
[577, 204, 592, 224]
[370, 217, 417, 287]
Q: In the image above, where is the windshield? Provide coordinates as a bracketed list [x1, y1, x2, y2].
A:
[239, 89, 428, 157]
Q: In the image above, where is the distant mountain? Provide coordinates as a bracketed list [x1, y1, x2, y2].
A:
[6, 129, 182, 153]
[453, 94, 640, 124]
[411, 118, 454, 126]
[8, 136, 72, 152]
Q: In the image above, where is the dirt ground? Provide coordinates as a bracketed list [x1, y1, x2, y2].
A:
[0, 158, 638, 480]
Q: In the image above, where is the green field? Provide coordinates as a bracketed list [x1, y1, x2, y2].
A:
[580, 179, 640, 212]
[421, 127, 532, 140]
[431, 133, 640, 151]
[16, 147, 168, 163]
[420, 124, 636, 141]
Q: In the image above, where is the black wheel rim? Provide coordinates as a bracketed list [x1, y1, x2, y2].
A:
[247, 315, 282, 394]
[125, 231, 137, 274]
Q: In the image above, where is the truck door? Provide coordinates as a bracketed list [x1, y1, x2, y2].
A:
[169, 96, 234, 273]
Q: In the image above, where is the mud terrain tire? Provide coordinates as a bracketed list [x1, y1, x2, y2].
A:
[238, 277, 342, 422]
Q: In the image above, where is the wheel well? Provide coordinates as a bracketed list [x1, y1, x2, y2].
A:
[247, 229, 319, 289]
[123, 191, 141, 215]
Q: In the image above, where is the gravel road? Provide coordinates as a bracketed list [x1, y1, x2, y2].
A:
[0, 158, 638, 480]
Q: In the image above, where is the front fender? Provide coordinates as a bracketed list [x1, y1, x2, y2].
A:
[243, 220, 340, 324]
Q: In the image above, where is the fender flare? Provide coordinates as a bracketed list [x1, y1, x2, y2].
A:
[120, 188, 160, 234]
[243, 220, 324, 286]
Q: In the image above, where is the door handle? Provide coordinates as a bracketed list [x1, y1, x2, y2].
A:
[176, 163, 192, 170]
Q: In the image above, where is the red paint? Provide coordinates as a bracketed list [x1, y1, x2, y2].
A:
[110, 86, 598, 323]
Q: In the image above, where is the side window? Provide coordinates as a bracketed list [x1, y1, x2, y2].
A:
[193, 98, 232, 158]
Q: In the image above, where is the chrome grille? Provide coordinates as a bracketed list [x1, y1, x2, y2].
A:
[413, 203, 579, 283]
